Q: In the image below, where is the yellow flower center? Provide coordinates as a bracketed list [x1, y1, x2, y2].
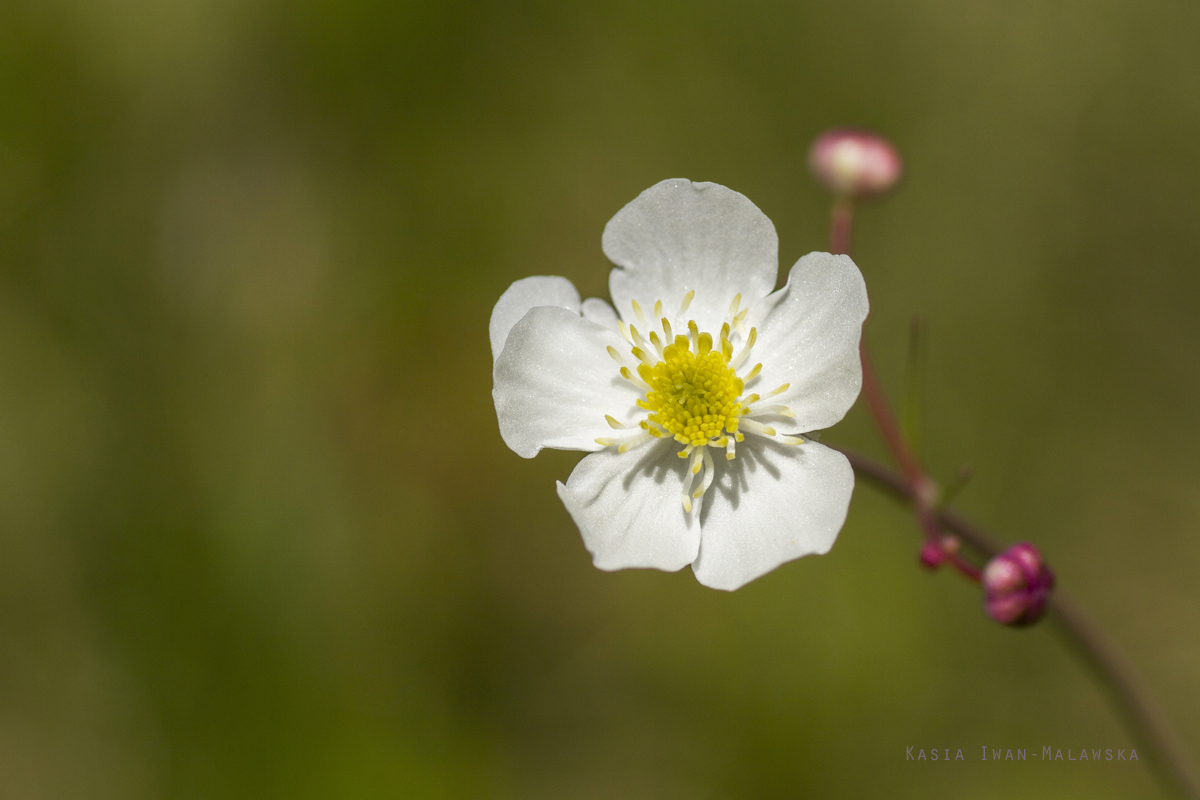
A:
[637, 334, 744, 447]
[594, 293, 801, 513]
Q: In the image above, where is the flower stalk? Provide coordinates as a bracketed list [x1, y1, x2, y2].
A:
[837, 446, 1200, 800]
[830, 199, 981, 583]
[820, 158, 1200, 798]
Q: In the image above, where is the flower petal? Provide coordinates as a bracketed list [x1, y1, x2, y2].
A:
[581, 297, 620, 330]
[691, 438, 854, 591]
[490, 276, 581, 363]
[494, 306, 640, 458]
[747, 252, 869, 433]
[604, 179, 778, 334]
[557, 441, 700, 572]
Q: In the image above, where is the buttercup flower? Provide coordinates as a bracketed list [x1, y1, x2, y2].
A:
[491, 179, 869, 590]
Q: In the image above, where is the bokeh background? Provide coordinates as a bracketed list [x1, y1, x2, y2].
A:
[2, 0, 1199, 797]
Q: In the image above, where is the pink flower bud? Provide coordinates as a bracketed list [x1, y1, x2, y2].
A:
[918, 536, 959, 570]
[808, 128, 903, 199]
[919, 539, 945, 569]
[982, 543, 1055, 627]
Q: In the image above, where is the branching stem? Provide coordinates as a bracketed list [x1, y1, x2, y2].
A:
[828, 198, 1199, 799]
[836, 447, 1200, 800]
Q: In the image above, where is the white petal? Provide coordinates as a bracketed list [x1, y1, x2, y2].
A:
[493, 306, 640, 458]
[557, 441, 700, 572]
[691, 438, 853, 591]
[490, 276, 581, 363]
[747, 252, 869, 433]
[604, 179, 778, 334]
[581, 297, 620, 330]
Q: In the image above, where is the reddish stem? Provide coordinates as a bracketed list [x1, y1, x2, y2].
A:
[859, 345, 924, 486]
[822, 192, 1199, 797]
[829, 197, 855, 257]
[834, 445, 1200, 800]
[946, 551, 983, 582]
[831, 200, 946, 550]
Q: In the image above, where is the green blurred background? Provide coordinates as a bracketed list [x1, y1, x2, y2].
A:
[2, 0, 1198, 797]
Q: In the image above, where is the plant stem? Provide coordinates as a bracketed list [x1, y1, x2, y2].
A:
[829, 196, 855, 257]
[829, 200, 968, 575]
[826, 195, 1198, 798]
[833, 448, 1200, 799]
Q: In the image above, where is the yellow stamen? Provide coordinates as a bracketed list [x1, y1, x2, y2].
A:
[679, 290, 695, 315]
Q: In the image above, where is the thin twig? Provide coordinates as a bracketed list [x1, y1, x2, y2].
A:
[834, 445, 1200, 800]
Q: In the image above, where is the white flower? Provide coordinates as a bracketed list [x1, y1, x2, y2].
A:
[490, 179, 869, 590]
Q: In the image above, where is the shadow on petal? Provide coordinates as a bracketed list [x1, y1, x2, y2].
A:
[621, 439, 688, 492]
[698, 436, 791, 526]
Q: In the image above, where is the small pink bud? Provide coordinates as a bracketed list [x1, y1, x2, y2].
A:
[919, 540, 945, 570]
[918, 536, 959, 570]
[808, 128, 903, 199]
[982, 543, 1055, 627]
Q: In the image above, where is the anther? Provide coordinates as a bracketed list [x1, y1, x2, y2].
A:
[631, 299, 646, 324]
[726, 293, 742, 320]
[620, 367, 651, 391]
[747, 404, 795, 418]
[693, 447, 716, 499]
[730, 328, 757, 369]
[617, 432, 654, 454]
[630, 347, 654, 365]
[680, 450, 702, 511]
[646, 331, 663, 356]
[739, 418, 776, 437]
[679, 290, 695, 316]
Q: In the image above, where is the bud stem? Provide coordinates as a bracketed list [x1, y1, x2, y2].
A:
[836, 445, 1200, 800]
[832, 205, 951, 563]
[829, 197, 855, 257]
[827, 194, 1199, 797]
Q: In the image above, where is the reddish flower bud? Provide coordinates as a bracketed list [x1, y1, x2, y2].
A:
[918, 536, 960, 570]
[919, 539, 946, 569]
[982, 543, 1055, 626]
[808, 128, 903, 199]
